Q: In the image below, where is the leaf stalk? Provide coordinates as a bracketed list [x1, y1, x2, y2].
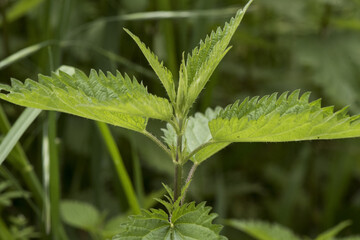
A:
[183, 139, 216, 162]
[143, 130, 172, 157]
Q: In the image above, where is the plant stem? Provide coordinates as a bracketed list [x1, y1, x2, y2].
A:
[48, 112, 62, 240]
[173, 118, 184, 201]
[181, 163, 198, 205]
[174, 163, 183, 201]
[143, 130, 172, 157]
[183, 140, 215, 162]
[96, 122, 141, 214]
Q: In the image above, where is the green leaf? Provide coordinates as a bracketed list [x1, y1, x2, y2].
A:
[177, 0, 253, 115]
[161, 123, 177, 153]
[226, 220, 301, 240]
[124, 28, 176, 104]
[0, 69, 174, 132]
[184, 108, 229, 163]
[315, 221, 352, 240]
[209, 90, 360, 142]
[60, 200, 101, 231]
[113, 202, 226, 240]
[162, 108, 229, 163]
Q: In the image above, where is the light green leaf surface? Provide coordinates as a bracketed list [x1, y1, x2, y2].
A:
[226, 220, 301, 240]
[0, 69, 174, 132]
[162, 108, 229, 163]
[184, 108, 229, 163]
[315, 221, 351, 240]
[124, 28, 176, 104]
[177, 0, 253, 114]
[209, 90, 360, 142]
[113, 201, 226, 240]
[60, 200, 100, 231]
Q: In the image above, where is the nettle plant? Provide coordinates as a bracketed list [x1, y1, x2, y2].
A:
[1, 0, 360, 239]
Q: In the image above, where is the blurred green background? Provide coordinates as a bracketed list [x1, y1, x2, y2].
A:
[0, 0, 360, 239]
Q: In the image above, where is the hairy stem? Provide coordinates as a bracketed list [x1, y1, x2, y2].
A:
[183, 140, 215, 162]
[173, 118, 184, 201]
[181, 163, 198, 205]
[174, 163, 183, 201]
[143, 130, 172, 157]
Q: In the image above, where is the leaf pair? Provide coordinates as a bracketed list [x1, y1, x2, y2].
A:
[125, 0, 253, 116]
[3, 80, 360, 165]
[113, 184, 226, 240]
[2, 0, 360, 168]
[113, 202, 226, 240]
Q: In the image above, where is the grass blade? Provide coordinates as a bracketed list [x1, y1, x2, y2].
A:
[0, 108, 41, 166]
[0, 217, 15, 240]
[0, 39, 155, 79]
[42, 114, 51, 234]
[0, 0, 45, 26]
[66, 7, 244, 39]
[315, 221, 352, 240]
[43, 111, 64, 239]
[0, 41, 53, 70]
[0, 104, 44, 207]
[96, 121, 141, 214]
[156, 0, 178, 75]
[60, 41, 155, 79]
